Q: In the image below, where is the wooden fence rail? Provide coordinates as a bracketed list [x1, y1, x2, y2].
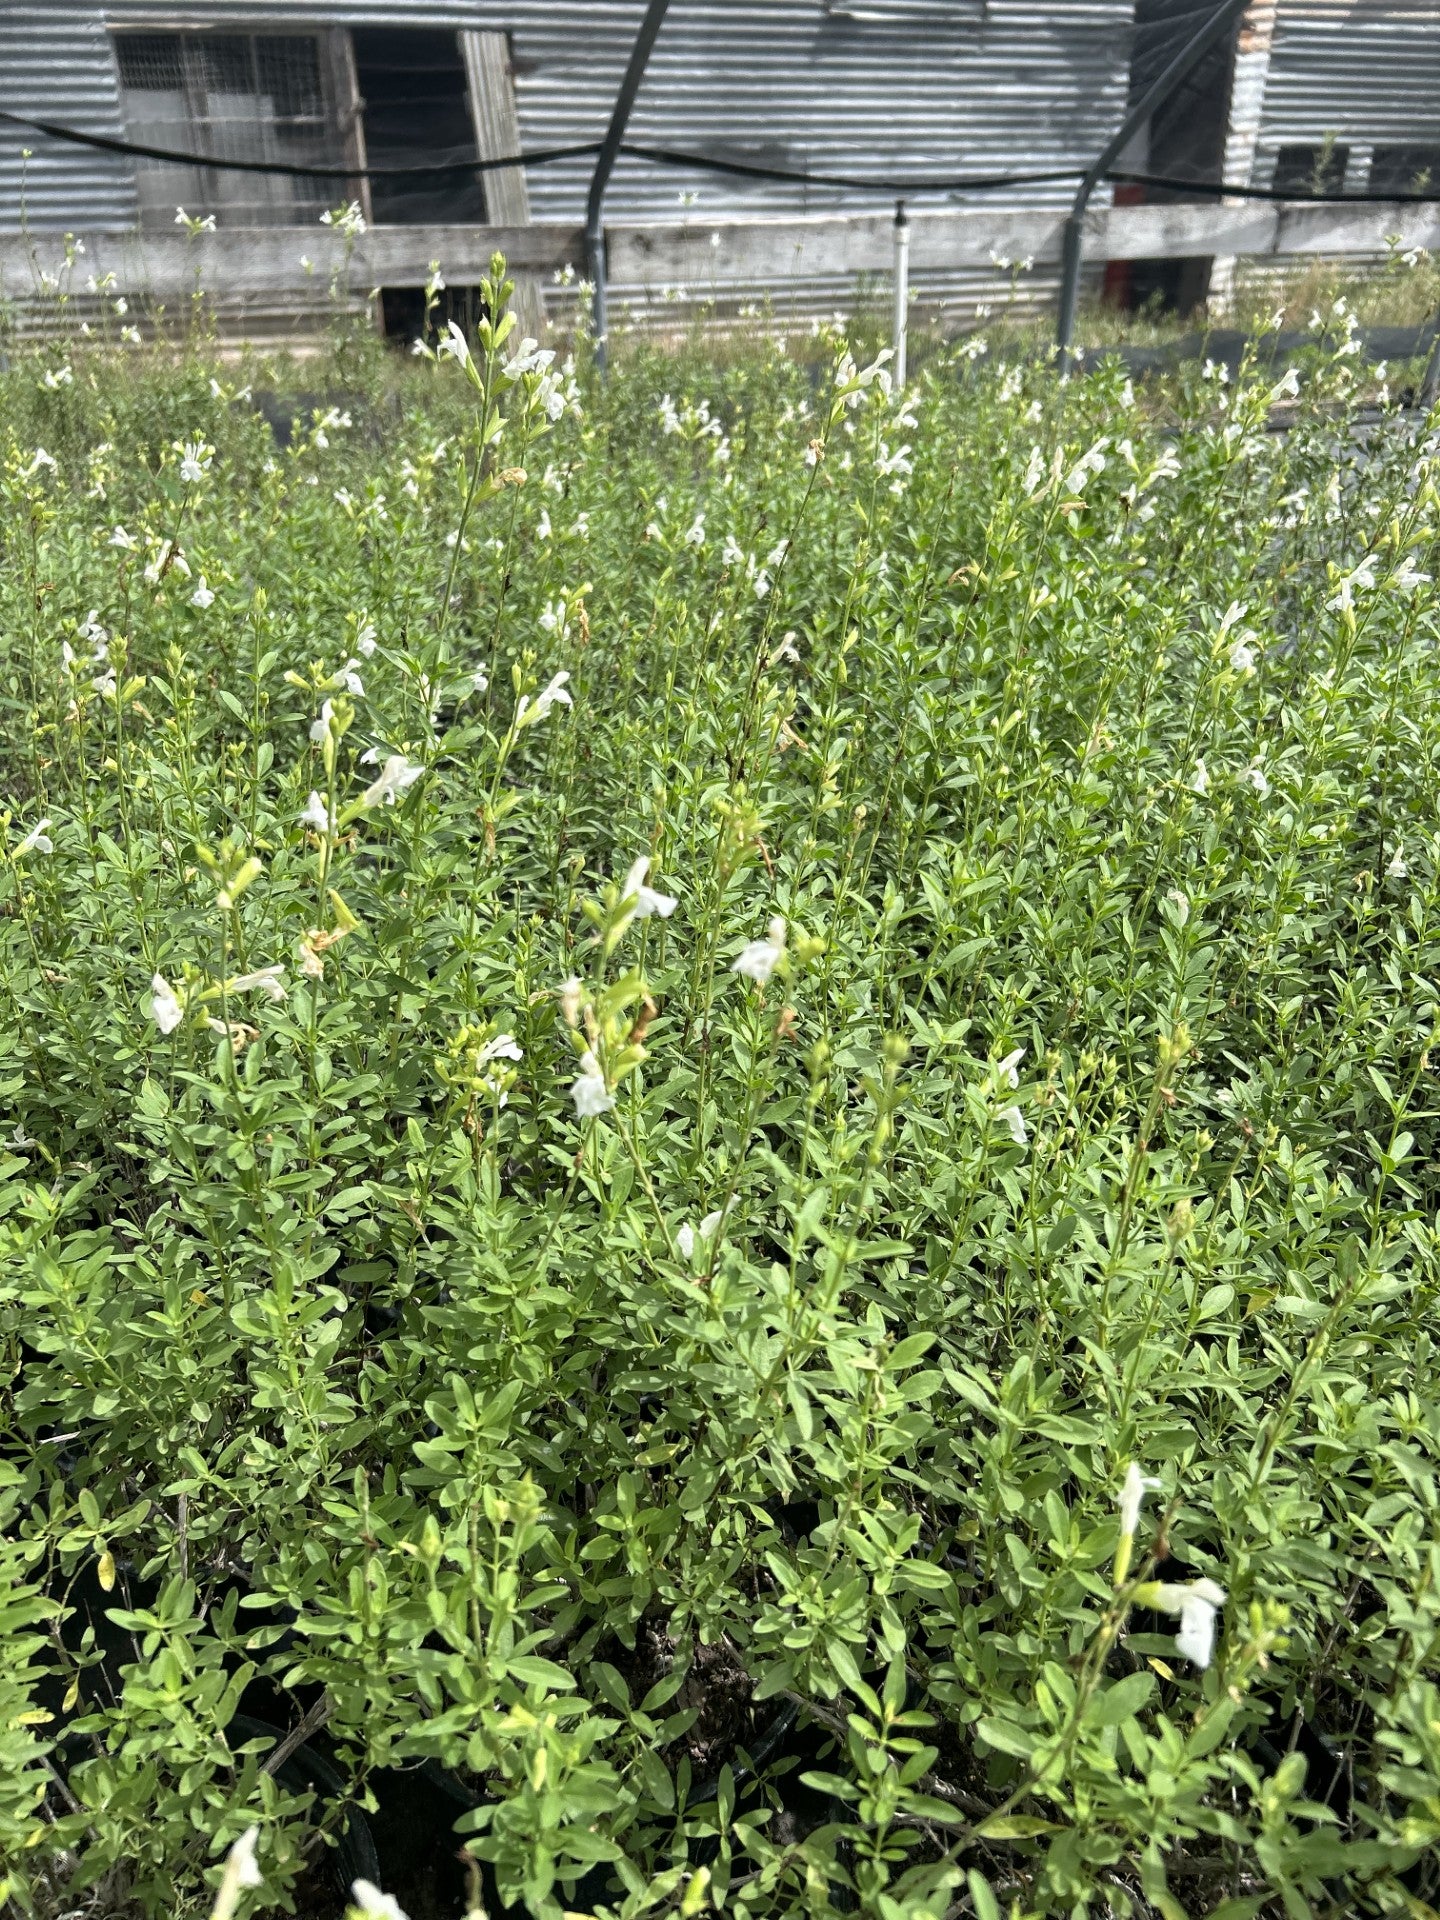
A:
[2, 200, 1437, 303]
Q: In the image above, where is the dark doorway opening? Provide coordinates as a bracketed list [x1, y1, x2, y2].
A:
[1109, 0, 1238, 317]
[351, 28, 484, 340]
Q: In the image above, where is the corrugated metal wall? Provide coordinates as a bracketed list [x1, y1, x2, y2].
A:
[1227, 0, 1440, 301]
[1253, 0, 1440, 179]
[2, 0, 1133, 327]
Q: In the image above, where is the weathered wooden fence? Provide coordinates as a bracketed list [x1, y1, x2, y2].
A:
[2, 198, 1436, 308]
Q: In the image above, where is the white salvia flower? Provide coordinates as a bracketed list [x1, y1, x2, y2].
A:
[14, 818, 53, 857]
[1151, 1577, 1227, 1669]
[300, 791, 334, 834]
[572, 1049, 614, 1118]
[1191, 758, 1210, 796]
[995, 1047, 1025, 1089]
[558, 975, 583, 1027]
[438, 321, 472, 368]
[1118, 1463, 1164, 1543]
[721, 533, 746, 568]
[536, 508, 553, 542]
[148, 973, 184, 1034]
[23, 448, 57, 479]
[92, 668, 118, 698]
[699, 1207, 725, 1239]
[520, 670, 573, 726]
[1228, 638, 1257, 675]
[338, 658, 364, 697]
[109, 525, 137, 549]
[310, 698, 335, 745]
[178, 441, 212, 485]
[621, 854, 678, 920]
[770, 631, 800, 666]
[470, 666, 489, 694]
[1393, 558, 1431, 592]
[752, 568, 772, 600]
[1023, 445, 1046, 497]
[227, 1825, 263, 1893]
[999, 1104, 1028, 1146]
[676, 1223, 696, 1259]
[229, 965, 287, 1004]
[349, 1880, 408, 1920]
[732, 916, 787, 985]
[355, 622, 378, 657]
[42, 366, 74, 390]
[10, 1124, 36, 1150]
[1165, 887, 1190, 927]
[190, 576, 215, 610]
[684, 512, 706, 547]
[1245, 764, 1269, 798]
[360, 754, 423, 809]
[1325, 558, 1377, 613]
[1387, 844, 1408, 879]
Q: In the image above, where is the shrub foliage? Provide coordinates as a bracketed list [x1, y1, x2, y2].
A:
[2, 265, 1439, 1920]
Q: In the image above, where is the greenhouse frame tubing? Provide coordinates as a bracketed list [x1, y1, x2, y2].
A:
[586, 0, 676, 373]
[1055, 0, 1253, 370]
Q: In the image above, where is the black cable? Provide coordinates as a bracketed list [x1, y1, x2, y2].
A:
[0, 106, 601, 181]
[7, 101, 1440, 206]
[1111, 165, 1440, 203]
[618, 142, 1083, 194]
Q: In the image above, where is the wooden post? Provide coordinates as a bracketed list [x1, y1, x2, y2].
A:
[461, 30, 542, 338]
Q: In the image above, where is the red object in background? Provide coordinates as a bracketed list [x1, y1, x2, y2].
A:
[1104, 182, 1147, 307]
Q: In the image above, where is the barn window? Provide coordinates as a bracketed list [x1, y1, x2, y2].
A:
[110, 27, 513, 233]
[112, 31, 349, 228]
[1369, 146, 1440, 196]
[1271, 142, 1350, 197]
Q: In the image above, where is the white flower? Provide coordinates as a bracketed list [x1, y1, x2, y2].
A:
[684, 512, 706, 548]
[310, 698, 335, 745]
[300, 791, 334, 834]
[1165, 887, 1190, 927]
[178, 441, 212, 485]
[190, 576, 215, 610]
[14, 818, 53, 857]
[1387, 844, 1408, 879]
[338, 658, 365, 697]
[999, 1104, 1028, 1146]
[479, 1034, 523, 1068]
[519, 670, 573, 727]
[148, 973, 184, 1034]
[621, 854, 677, 920]
[9, 1124, 35, 1150]
[504, 337, 554, 378]
[229, 965, 286, 1003]
[1244, 763, 1269, 798]
[1191, 758, 1210, 796]
[1151, 1577, 1227, 1669]
[438, 321, 472, 368]
[1393, 558, 1431, 592]
[558, 975, 583, 1027]
[572, 1049, 614, 1118]
[109, 525, 136, 549]
[676, 1208, 725, 1261]
[1228, 638, 1257, 675]
[469, 665, 490, 694]
[360, 754, 423, 809]
[722, 533, 746, 568]
[1118, 1463, 1164, 1542]
[995, 1047, 1025, 1089]
[732, 916, 787, 985]
[42, 366, 73, 390]
[228, 1826, 263, 1892]
[752, 568, 772, 600]
[1325, 558, 1377, 613]
[91, 668, 118, 698]
[349, 1879, 408, 1920]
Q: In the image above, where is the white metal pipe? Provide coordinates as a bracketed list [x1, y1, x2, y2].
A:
[892, 199, 910, 390]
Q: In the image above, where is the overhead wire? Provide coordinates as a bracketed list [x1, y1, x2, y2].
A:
[4, 104, 1440, 206]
